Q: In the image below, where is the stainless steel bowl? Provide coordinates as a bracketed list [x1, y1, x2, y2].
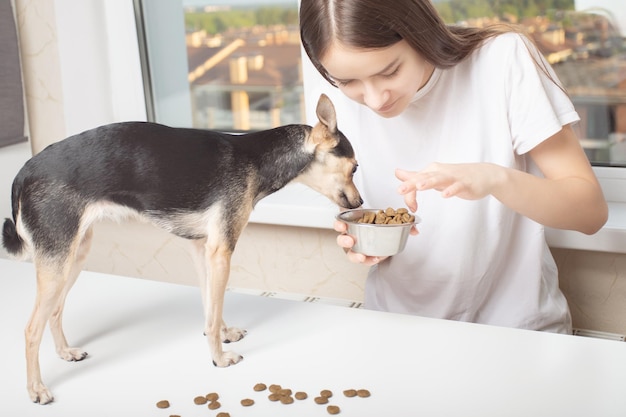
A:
[336, 208, 420, 257]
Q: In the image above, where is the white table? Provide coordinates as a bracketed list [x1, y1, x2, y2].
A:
[1, 258, 625, 417]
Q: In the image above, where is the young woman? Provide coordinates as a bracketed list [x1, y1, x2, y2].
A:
[299, 0, 608, 333]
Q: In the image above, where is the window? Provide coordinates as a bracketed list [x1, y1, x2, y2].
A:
[138, 0, 626, 167]
[136, 0, 302, 131]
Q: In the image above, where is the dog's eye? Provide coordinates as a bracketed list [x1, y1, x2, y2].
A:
[352, 164, 358, 175]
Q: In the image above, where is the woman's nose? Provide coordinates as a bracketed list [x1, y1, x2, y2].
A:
[362, 83, 389, 111]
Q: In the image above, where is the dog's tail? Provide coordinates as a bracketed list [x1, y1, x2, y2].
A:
[2, 218, 25, 256]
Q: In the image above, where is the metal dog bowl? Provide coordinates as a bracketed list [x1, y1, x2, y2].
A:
[336, 208, 420, 257]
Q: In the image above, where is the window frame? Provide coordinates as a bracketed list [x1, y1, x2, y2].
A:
[53, 0, 626, 253]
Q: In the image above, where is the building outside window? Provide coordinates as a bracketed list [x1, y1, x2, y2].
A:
[174, 0, 625, 165]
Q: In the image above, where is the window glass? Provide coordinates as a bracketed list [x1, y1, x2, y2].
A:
[183, 0, 301, 131]
[176, 0, 625, 165]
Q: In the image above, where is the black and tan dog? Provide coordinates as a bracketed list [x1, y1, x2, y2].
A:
[2, 93, 362, 404]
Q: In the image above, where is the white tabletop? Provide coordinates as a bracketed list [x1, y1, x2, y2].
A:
[1, 258, 625, 417]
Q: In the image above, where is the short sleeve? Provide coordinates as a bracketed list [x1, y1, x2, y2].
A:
[502, 34, 579, 155]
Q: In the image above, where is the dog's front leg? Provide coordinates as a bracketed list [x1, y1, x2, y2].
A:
[205, 243, 245, 367]
[190, 239, 246, 344]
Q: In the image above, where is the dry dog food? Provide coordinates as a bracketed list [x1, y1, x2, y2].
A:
[268, 392, 281, 402]
[156, 400, 170, 409]
[281, 396, 295, 404]
[314, 396, 329, 404]
[253, 383, 267, 391]
[206, 392, 219, 401]
[269, 384, 282, 393]
[193, 395, 208, 405]
[262, 384, 299, 405]
[208, 400, 221, 410]
[343, 389, 357, 397]
[295, 391, 308, 400]
[357, 207, 415, 225]
[155, 384, 370, 415]
[357, 389, 371, 398]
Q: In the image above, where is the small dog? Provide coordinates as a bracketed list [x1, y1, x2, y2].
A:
[2, 93, 362, 404]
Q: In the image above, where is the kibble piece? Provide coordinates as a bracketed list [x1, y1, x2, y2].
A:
[314, 396, 329, 404]
[156, 400, 170, 409]
[253, 383, 267, 392]
[193, 395, 208, 405]
[208, 400, 221, 410]
[241, 398, 255, 406]
[327, 405, 341, 414]
[206, 392, 219, 401]
[343, 389, 357, 397]
[295, 391, 308, 400]
[269, 384, 282, 393]
[268, 393, 281, 402]
[357, 389, 371, 398]
[278, 388, 292, 396]
[216, 413, 231, 417]
[320, 389, 333, 398]
[280, 396, 294, 404]
[169, 415, 181, 417]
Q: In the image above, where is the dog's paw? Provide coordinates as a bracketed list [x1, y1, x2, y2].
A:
[221, 327, 247, 343]
[212, 351, 244, 367]
[29, 382, 54, 405]
[58, 347, 88, 362]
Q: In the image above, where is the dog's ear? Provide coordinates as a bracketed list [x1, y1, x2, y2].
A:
[315, 94, 337, 133]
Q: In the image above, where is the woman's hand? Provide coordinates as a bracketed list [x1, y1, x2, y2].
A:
[334, 220, 389, 265]
[396, 163, 499, 210]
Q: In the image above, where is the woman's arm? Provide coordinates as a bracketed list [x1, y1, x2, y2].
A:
[396, 124, 608, 234]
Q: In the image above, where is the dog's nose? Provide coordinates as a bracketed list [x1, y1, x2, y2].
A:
[347, 196, 363, 209]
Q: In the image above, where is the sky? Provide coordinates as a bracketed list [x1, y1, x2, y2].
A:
[575, 0, 625, 35]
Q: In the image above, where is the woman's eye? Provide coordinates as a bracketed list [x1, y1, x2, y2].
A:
[382, 66, 400, 78]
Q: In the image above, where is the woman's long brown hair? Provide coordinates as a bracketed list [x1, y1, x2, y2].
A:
[300, 0, 540, 87]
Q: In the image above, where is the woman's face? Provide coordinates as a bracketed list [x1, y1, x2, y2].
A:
[320, 40, 434, 118]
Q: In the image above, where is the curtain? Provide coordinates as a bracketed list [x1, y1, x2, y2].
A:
[0, 0, 27, 147]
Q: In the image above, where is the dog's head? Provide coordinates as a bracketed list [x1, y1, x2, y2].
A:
[297, 94, 363, 209]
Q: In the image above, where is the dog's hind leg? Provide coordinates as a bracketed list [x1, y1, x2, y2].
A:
[48, 227, 93, 362]
[25, 226, 93, 404]
[25, 259, 71, 404]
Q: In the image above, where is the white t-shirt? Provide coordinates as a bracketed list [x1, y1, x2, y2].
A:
[307, 33, 578, 333]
